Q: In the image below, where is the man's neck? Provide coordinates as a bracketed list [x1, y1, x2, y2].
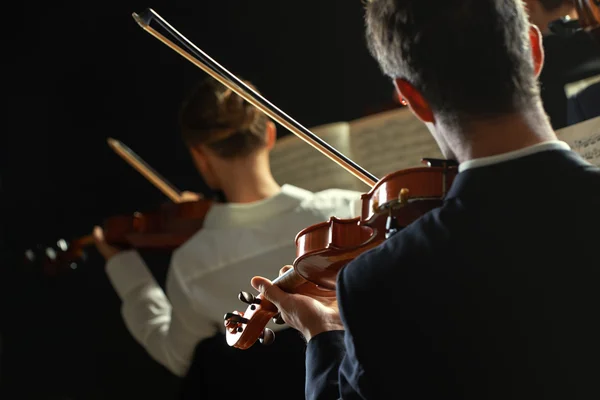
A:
[445, 105, 559, 164]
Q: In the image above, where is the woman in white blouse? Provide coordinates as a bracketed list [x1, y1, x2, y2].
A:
[92, 77, 361, 380]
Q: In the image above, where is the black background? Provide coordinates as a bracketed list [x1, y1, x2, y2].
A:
[0, 1, 393, 398]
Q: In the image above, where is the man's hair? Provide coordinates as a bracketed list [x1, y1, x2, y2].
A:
[365, 0, 540, 122]
[179, 77, 269, 158]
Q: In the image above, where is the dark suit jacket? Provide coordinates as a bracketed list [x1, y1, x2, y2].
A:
[306, 149, 600, 399]
[567, 82, 600, 125]
[540, 31, 600, 129]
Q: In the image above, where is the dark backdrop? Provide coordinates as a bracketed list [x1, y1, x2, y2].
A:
[0, 1, 392, 399]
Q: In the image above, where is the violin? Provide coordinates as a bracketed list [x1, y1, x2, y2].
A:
[25, 138, 212, 276]
[573, 0, 600, 42]
[225, 160, 457, 349]
[131, 9, 458, 348]
[102, 138, 212, 248]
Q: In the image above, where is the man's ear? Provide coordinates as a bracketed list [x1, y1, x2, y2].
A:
[529, 24, 545, 77]
[394, 78, 435, 124]
[265, 121, 277, 151]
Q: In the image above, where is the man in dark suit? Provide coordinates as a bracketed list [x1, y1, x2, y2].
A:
[250, 0, 600, 398]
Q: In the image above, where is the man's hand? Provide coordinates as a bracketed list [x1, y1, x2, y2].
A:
[251, 266, 344, 341]
[92, 226, 121, 261]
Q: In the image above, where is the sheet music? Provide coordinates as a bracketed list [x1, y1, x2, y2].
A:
[555, 116, 600, 166]
[269, 122, 363, 192]
[348, 108, 443, 178]
[271, 112, 599, 195]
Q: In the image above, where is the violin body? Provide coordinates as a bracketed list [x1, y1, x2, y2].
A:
[296, 163, 457, 289]
[122, 199, 212, 248]
[225, 159, 458, 349]
[294, 217, 375, 290]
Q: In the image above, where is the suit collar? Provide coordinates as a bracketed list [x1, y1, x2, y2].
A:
[458, 141, 571, 172]
[446, 149, 591, 201]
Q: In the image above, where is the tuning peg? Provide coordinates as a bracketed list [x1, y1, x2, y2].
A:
[238, 291, 261, 305]
[24, 249, 36, 263]
[56, 239, 69, 251]
[259, 328, 275, 345]
[272, 313, 285, 325]
[224, 312, 249, 324]
[45, 247, 57, 261]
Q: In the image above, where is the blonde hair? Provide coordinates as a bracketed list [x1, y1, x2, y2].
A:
[179, 78, 269, 158]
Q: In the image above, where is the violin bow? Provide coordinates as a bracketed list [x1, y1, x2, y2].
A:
[573, 0, 600, 41]
[131, 9, 378, 189]
[107, 138, 185, 203]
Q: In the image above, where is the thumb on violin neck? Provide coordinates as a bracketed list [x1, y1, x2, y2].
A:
[251, 276, 271, 294]
[92, 226, 104, 241]
[251, 276, 284, 306]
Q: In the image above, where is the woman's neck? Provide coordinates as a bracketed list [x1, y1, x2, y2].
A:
[218, 161, 281, 204]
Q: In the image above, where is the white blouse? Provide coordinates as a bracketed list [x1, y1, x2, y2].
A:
[105, 184, 361, 376]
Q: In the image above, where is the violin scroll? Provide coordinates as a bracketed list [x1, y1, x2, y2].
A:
[225, 268, 336, 349]
[24, 235, 96, 276]
[224, 294, 280, 349]
[236, 291, 287, 325]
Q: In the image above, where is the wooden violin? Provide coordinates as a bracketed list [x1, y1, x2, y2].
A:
[574, 0, 600, 42]
[25, 138, 212, 276]
[131, 8, 457, 348]
[224, 160, 457, 349]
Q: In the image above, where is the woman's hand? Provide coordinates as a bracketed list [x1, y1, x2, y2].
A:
[92, 226, 121, 261]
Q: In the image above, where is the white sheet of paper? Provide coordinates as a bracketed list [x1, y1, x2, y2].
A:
[270, 110, 599, 194]
[269, 122, 363, 192]
[555, 116, 600, 166]
[347, 108, 443, 179]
